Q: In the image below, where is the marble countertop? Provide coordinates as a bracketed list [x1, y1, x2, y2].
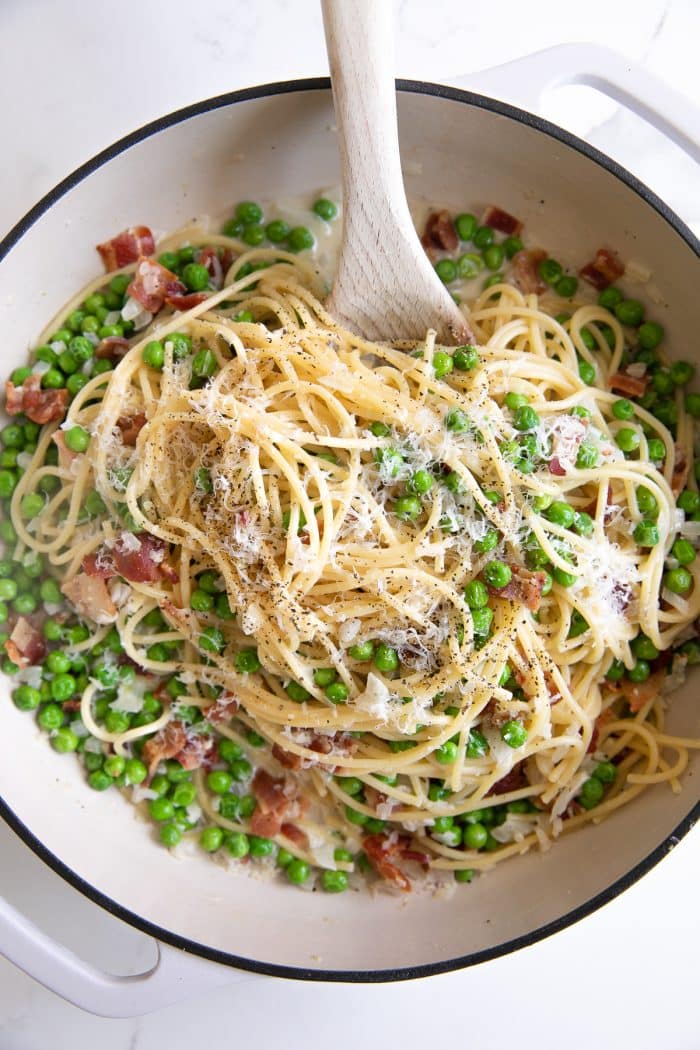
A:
[1, 1, 698, 1047]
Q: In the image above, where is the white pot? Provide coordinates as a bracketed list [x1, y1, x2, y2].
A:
[0, 44, 698, 1018]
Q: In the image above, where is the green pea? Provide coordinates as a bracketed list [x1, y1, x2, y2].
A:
[191, 349, 217, 380]
[474, 528, 499, 554]
[473, 225, 494, 249]
[483, 244, 505, 271]
[191, 588, 215, 613]
[598, 287, 623, 310]
[407, 470, 434, 496]
[322, 870, 349, 892]
[513, 405, 539, 431]
[13, 685, 42, 711]
[286, 681, 310, 702]
[455, 213, 477, 240]
[579, 777, 604, 809]
[348, 640, 374, 661]
[576, 443, 599, 470]
[482, 559, 511, 589]
[670, 360, 694, 386]
[464, 579, 489, 609]
[606, 658, 625, 682]
[544, 501, 575, 528]
[432, 351, 454, 379]
[52, 727, 79, 753]
[483, 273, 503, 291]
[235, 201, 263, 224]
[436, 741, 458, 764]
[573, 511, 594, 537]
[142, 341, 165, 369]
[679, 639, 700, 664]
[638, 321, 663, 350]
[249, 835, 276, 858]
[665, 567, 692, 594]
[88, 770, 113, 792]
[221, 218, 244, 238]
[205, 770, 232, 795]
[615, 427, 640, 454]
[614, 299, 644, 327]
[636, 486, 658, 518]
[46, 649, 71, 674]
[284, 858, 309, 885]
[374, 644, 398, 673]
[158, 823, 181, 848]
[552, 565, 577, 588]
[555, 275, 578, 298]
[646, 438, 666, 462]
[235, 647, 260, 673]
[199, 826, 224, 853]
[672, 538, 696, 565]
[453, 345, 479, 371]
[49, 673, 75, 703]
[568, 610, 589, 639]
[501, 720, 528, 748]
[463, 821, 488, 849]
[1, 423, 25, 448]
[457, 253, 483, 279]
[578, 357, 596, 385]
[200, 626, 225, 653]
[628, 660, 651, 684]
[215, 593, 234, 620]
[435, 258, 457, 284]
[633, 520, 659, 547]
[611, 398, 634, 421]
[538, 258, 563, 285]
[125, 758, 148, 785]
[394, 495, 422, 520]
[287, 226, 314, 252]
[471, 606, 493, 637]
[444, 408, 469, 432]
[0, 471, 17, 499]
[678, 489, 700, 514]
[630, 634, 659, 661]
[64, 425, 90, 453]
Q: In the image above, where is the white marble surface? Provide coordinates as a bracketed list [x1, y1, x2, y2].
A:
[1, 0, 699, 1046]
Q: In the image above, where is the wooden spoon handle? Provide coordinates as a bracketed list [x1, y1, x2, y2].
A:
[322, 0, 470, 343]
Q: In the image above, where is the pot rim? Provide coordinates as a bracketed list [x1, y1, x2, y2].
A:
[0, 76, 698, 983]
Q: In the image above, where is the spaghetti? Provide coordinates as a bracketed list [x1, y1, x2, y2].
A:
[4, 214, 700, 892]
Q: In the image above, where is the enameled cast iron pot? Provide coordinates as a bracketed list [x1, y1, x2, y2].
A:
[0, 44, 698, 1018]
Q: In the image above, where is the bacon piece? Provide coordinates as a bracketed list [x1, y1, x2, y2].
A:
[579, 247, 624, 291]
[164, 291, 210, 311]
[272, 742, 303, 771]
[197, 247, 223, 290]
[204, 693, 240, 724]
[175, 733, 217, 771]
[362, 834, 429, 892]
[490, 564, 547, 612]
[548, 456, 566, 476]
[112, 533, 173, 584]
[82, 548, 115, 578]
[95, 336, 130, 361]
[220, 248, 236, 273]
[142, 721, 187, 777]
[52, 430, 78, 470]
[421, 209, 458, 258]
[623, 670, 667, 713]
[608, 371, 649, 397]
[4, 617, 46, 668]
[5, 375, 68, 425]
[127, 257, 184, 314]
[509, 249, 547, 294]
[671, 445, 690, 497]
[97, 226, 155, 272]
[487, 762, 526, 798]
[281, 823, 309, 850]
[61, 573, 117, 625]
[482, 205, 522, 236]
[587, 707, 614, 753]
[250, 769, 294, 837]
[116, 412, 147, 447]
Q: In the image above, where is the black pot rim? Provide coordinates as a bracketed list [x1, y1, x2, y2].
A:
[1, 76, 698, 986]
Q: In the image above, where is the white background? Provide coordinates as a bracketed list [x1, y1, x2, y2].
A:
[0, 0, 699, 1047]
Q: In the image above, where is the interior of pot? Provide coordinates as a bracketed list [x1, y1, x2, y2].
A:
[0, 83, 697, 977]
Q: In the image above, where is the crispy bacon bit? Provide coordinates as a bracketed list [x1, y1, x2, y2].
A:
[61, 573, 116, 625]
[142, 721, 187, 777]
[82, 548, 115, 578]
[587, 707, 614, 753]
[490, 564, 547, 612]
[281, 823, 309, 850]
[52, 430, 78, 470]
[127, 257, 184, 314]
[95, 336, 130, 361]
[671, 445, 690, 497]
[250, 769, 294, 837]
[4, 617, 46, 668]
[197, 247, 223, 290]
[112, 533, 174, 584]
[624, 670, 666, 714]
[509, 249, 547, 294]
[5, 375, 68, 425]
[175, 733, 217, 771]
[164, 291, 210, 311]
[272, 742, 303, 771]
[362, 834, 429, 892]
[487, 762, 526, 798]
[579, 247, 624, 291]
[97, 226, 156, 272]
[421, 209, 458, 258]
[482, 205, 522, 236]
[116, 413, 146, 447]
[608, 371, 649, 397]
[548, 456, 566, 476]
[204, 693, 240, 724]
[220, 248, 235, 273]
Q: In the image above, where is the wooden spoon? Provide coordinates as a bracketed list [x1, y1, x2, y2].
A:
[321, 0, 471, 345]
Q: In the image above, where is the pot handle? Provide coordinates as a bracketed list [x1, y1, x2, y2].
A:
[0, 893, 246, 1017]
[451, 43, 700, 162]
